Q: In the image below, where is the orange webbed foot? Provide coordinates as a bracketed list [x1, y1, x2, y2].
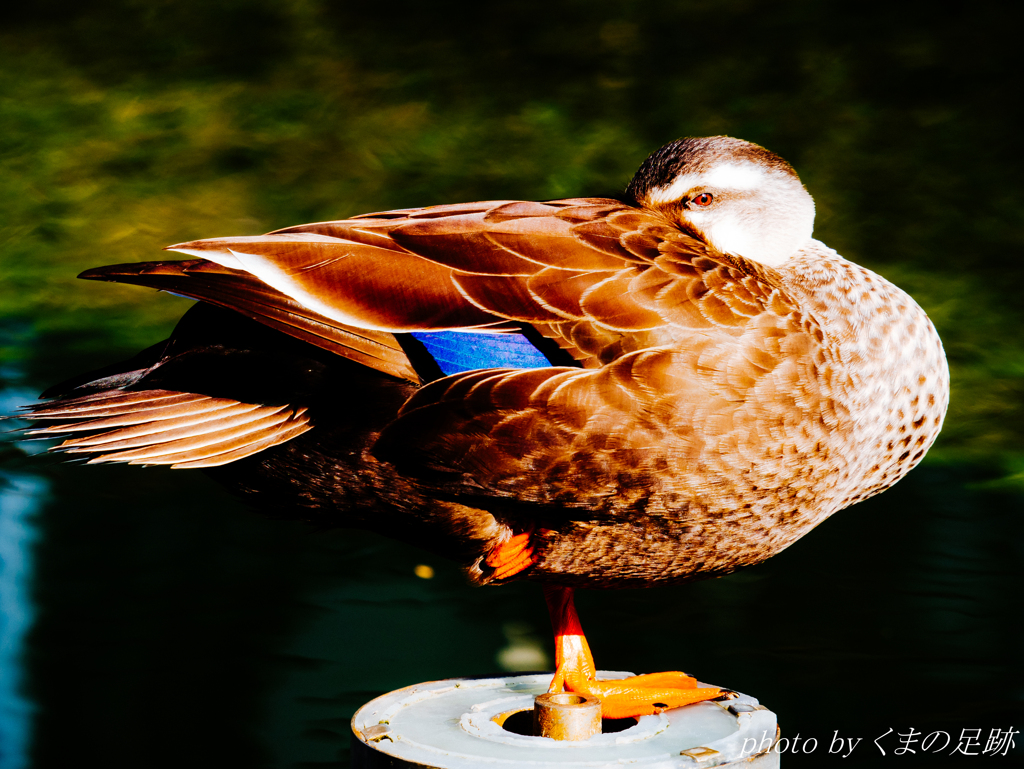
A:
[485, 524, 537, 580]
[543, 584, 723, 720]
[562, 672, 722, 720]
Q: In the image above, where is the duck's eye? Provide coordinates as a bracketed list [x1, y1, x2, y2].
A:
[690, 192, 714, 207]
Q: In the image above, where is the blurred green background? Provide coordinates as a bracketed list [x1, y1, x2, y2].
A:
[1, 1, 1022, 767]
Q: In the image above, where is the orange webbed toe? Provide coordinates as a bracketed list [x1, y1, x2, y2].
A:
[569, 675, 722, 719]
[485, 525, 537, 580]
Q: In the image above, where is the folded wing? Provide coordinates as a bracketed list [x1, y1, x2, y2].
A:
[155, 198, 789, 366]
[67, 197, 822, 501]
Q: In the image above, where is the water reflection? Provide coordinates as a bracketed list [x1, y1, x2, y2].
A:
[0, 472, 45, 769]
[496, 621, 551, 673]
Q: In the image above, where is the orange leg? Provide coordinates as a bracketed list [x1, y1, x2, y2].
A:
[485, 524, 537, 581]
[543, 585, 722, 720]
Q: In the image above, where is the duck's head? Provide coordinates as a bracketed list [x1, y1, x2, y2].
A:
[626, 136, 815, 267]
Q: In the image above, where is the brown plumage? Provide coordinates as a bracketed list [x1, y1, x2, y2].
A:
[21, 136, 949, 714]
[24, 136, 949, 588]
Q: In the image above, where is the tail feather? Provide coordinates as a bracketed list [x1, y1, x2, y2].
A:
[167, 421, 311, 469]
[21, 389, 310, 469]
[25, 390, 203, 421]
[52, 403, 269, 449]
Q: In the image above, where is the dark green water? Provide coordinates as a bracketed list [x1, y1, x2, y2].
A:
[1, 1, 1022, 766]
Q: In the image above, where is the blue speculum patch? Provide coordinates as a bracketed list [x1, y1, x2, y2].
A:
[409, 330, 553, 375]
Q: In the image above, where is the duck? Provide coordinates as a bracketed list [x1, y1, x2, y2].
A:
[21, 136, 949, 720]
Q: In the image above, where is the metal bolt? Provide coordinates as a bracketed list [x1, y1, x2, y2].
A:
[727, 702, 759, 715]
[360, 724, 392, 743]
[533, 692, 602, 741]
[680, 746, 720, 762]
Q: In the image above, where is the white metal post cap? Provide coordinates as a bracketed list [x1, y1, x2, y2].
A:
[351, 672, 780, 768]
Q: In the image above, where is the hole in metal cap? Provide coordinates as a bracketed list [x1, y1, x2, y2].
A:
[546, 693, 587, 706]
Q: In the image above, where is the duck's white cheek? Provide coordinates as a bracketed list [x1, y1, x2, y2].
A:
[702, 217, 761, 260]
[696, 215, 794, 267]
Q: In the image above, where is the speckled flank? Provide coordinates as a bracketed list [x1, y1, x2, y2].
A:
[783, 245, 949, 506]
[521, 245, 948, 587]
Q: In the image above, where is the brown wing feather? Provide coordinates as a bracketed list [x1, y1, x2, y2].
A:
[165, 235, 497, 332]
[391, 215, 548, 275]
[80, 260, 420, 382]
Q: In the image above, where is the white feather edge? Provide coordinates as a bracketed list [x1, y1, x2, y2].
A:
[166, 245, 507, 334]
